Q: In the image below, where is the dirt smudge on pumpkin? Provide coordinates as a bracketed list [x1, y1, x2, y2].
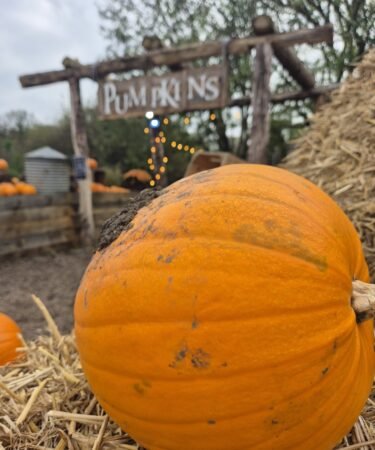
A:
[98, 188, 164, 251]
[83, 289, 88, 308]
[133, 383, 145, 395]
[207, 419, 216, 425]
[322, 367, 329, 375]
[133, 380, 152, 395]
[192, 317, 199, 329]
[233, 223, 328, 272]
[157, 249, 179, 264]
[191, 348, 211, 369]
[169, 344, 188, 368]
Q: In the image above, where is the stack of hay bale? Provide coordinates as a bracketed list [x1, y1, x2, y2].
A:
[282, 50, 375, 279]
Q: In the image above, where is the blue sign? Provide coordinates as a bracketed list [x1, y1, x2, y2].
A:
[73, 156, 87, 180]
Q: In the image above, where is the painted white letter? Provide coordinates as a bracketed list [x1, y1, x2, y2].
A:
[205, 76, 220, 101]
[103, 82, 117, 115]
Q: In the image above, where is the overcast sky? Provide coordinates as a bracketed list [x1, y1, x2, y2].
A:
[0, 0, 108, 124]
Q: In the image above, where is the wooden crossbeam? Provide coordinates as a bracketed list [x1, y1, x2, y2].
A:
[229, 84, 338, 107]
[19, 24, 333, 88]
[252, 16, 317, 90]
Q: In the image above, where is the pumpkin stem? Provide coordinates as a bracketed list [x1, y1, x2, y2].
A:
[351, 280, 375, 323]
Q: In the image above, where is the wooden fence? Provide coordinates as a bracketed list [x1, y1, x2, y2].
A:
[0, 192, 134, 256]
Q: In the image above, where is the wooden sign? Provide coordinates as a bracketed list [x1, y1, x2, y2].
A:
[98, 65, 228, 119]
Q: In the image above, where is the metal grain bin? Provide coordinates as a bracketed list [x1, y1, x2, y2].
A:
[25, 147, 70, 194]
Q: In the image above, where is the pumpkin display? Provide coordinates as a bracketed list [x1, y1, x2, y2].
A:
[87, 158, 98, 170]
[0, 182, 17, 196]
[14, 181, 37, 195]
[107, 185, 130, 193]
[75, 164, 375, 450]
[123, 169, 152, 183]
[0, 159, 9, 171]
[0, 313, 23, 366]
[91, 182, 107, 192]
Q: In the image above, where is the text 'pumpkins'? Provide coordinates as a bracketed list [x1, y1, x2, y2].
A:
[74, 164, 375, 450]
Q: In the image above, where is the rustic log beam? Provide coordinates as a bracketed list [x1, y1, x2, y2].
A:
[252, 15, 316, 90]
[68, 76, 95, 244]
[229, 84, 338, 107]
[247, 43, 273, 164]
[20, 24, 333, 88]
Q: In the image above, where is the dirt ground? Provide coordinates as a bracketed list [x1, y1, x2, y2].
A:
[0, 247, 92, 339]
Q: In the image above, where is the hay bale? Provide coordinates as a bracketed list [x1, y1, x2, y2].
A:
[281, 50, 375, 279]
[0, 299, 375, 448]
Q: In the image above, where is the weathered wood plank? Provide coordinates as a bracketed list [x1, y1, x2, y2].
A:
[0, 229, 78, 256]
[19, 25, 333, 87]
[247, 43, 273, 163]
[0, 205, 73, 222]
[0, 193, 72, 211]
[0, 217, 74, 240]
[92, 192, 135, 207]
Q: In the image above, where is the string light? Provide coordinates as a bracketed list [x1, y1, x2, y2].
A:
[155, 174, 161, 180]
[147, 158, 153, 164]
[159, 131, 164, 137]
[151, 146, 156, 154]
[160, 166, 166, 173]
[155, 137, 161, 144]
[150, 180, 156, 187]
[184, 145, 189, 151]
[210, 113, 216, 121]
[183, 117, 190, 125]
[150, 164, 155, 170]
[144, 127, 150, 134]
[171, 141, 177, 148]
[163, 118, 169, 125]
[163, 156, 168, 163]
[177, 144, 183, 150]
[190, 148, 195, 154]
[161, 137, 166, 143]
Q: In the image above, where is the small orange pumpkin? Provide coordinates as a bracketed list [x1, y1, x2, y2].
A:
[75, 165, 375, 450]
[91, 182, 107, 192]
[0, 182, 17, 196]
[108, 185, 130, 193]
[87, 158, 98, 170]
[0, 313, 23, 366]
[123, 169, 151, 183]
[14, 182, 37, 195]
[0, 159, 9, 171]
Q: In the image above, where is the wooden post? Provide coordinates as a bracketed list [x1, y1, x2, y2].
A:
[68, 76, 95, 243]
[252, 15, 315, 90]
[247, 43, 273, 164]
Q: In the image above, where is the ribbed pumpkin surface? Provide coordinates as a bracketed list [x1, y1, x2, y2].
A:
[75, 164, 375, 450]
[0, 313, 22, 366]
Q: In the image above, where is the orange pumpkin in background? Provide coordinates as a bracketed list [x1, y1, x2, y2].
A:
[0, 182, 17, 196]
[75, 164, 375, 450]
[0, 313, 23, 366]
[87, 158, 98, 170]
[14, 182, 37, 195]
[0, 159, 9, 171]
[91, 182, 107, 192]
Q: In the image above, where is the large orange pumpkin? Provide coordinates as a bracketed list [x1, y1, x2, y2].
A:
[0, 159, 9, 171]
[75, 164, 375, 450]
[0, 182, 17, 196]
[0, 313, 23, 366]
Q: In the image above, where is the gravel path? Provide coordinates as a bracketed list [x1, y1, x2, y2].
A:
[0, 248, 92, 339]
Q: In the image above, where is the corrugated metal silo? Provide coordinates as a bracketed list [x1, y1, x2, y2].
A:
[25, 147, 70, 194]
